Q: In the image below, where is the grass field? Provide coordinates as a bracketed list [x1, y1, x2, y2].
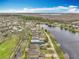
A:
[0, 35, 19, 59]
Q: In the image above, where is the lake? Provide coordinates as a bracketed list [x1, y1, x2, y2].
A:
[41, 24, 79, 59]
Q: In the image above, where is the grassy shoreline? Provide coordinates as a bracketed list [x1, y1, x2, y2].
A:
[44, 29, 64, 59]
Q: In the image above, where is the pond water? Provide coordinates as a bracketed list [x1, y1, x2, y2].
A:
[42, 24, 79, 59]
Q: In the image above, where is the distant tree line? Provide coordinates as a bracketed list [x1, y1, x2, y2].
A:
[21, 16, 55, 23]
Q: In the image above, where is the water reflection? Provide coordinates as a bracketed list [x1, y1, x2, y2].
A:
[42, 24, 79, 59]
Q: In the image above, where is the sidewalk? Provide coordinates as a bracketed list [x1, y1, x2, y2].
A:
[45, 31, 59, 59]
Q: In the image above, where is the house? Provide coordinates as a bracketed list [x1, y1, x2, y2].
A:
[31, 37, 45, 45]
[27, 44, 40, 59]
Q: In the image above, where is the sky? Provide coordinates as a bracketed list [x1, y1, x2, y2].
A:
[0, 0, 79, 13]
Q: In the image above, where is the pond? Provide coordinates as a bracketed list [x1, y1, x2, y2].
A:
[41, 24, 79, 59]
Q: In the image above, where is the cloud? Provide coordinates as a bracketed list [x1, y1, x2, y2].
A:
[0, 5, 79, 13]
[66, 5, 79, 13]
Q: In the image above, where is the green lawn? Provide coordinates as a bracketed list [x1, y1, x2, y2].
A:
[0, 35, 19, 59]
[41, 49, 53, 54]
[45, 57, 54, 59]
